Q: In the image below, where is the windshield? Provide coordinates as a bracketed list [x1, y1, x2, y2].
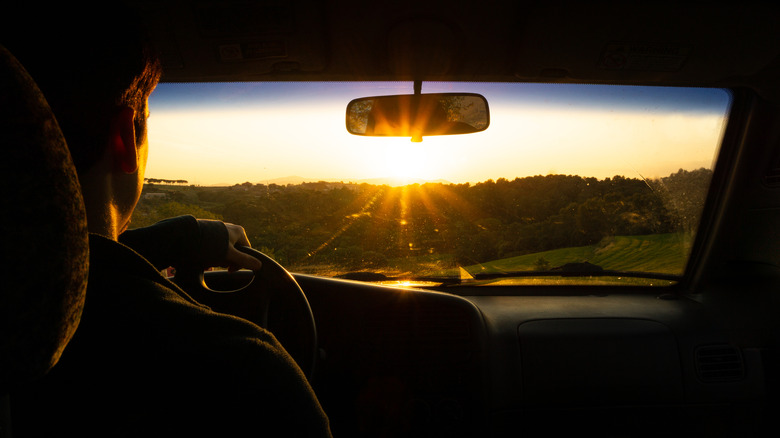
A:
[133, 82, 730, 286]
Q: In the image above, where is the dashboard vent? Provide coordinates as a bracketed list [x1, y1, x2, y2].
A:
[695, 345, 745, 383]
[764, 166, 780, 187]
[763, 148, 780, 187]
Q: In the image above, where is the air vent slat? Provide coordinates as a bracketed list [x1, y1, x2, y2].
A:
[764, 173, 780, 186]
[695, 345, 745, 383]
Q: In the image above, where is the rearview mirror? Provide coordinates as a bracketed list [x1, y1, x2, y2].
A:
[346, 93, 489, 142]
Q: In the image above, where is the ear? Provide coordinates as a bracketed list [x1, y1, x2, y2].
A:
[109, 106, 138, 174]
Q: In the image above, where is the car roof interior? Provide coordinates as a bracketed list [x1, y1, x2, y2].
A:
[5, 1, 780, 437]
[138, 1, 780, 93]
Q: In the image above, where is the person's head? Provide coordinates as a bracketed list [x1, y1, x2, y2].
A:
[3, 3, 162, 236]
[3, 3, 162, 176]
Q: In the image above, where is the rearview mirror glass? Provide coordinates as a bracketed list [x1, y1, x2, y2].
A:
[346, 93, 489, 141]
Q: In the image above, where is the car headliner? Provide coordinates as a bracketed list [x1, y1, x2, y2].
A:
[132, 1, 780, 100]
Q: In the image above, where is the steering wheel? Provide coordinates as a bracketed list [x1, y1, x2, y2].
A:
[172, 246, 317, 380]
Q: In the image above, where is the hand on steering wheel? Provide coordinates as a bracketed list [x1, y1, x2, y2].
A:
[222, 223, 263, 272]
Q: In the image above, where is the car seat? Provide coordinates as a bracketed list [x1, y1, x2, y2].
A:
[0, 44, 89, 437]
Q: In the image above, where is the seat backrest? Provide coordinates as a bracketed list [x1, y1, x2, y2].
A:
[0, 44, 89, 436]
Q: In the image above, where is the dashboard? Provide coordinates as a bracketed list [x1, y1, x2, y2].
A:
[294, 275, 767, 436]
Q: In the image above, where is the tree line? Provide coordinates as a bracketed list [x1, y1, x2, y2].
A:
[144, 178, 189, 185]
[130, 168, 712, 274]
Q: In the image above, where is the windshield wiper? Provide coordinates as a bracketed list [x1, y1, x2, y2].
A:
[470, 262, 681, 282]
[337, 261, 681, 286]
[336, 271, 464, 285]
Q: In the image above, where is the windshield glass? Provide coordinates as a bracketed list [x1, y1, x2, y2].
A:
[134, 82, 731, 286]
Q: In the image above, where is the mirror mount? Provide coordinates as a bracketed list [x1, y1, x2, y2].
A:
[411, 81, 423, 142]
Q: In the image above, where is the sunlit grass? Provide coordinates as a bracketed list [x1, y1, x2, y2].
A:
[469, 233, 692, 276]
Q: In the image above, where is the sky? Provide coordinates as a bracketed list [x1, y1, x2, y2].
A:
[145, 82, 731, 186]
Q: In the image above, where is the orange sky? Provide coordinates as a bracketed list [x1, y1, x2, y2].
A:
[145, 83, 730, 186]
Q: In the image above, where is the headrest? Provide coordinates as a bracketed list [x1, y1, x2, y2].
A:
[0, 45, 89, 390]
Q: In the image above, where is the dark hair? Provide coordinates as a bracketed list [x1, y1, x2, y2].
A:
[2, 3, 162, 173]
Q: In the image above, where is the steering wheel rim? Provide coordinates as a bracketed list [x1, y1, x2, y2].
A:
[172, 246, 317, 380]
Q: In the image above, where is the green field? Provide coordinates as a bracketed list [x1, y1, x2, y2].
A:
[134, 181, 702, 285]
[464, 233, 693, 276]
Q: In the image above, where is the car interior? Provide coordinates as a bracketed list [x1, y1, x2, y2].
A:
[3, 1, 780, 437]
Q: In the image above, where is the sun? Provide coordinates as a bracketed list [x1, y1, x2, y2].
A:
[383, 145, 426, 178]
[372, 138, 438, 184]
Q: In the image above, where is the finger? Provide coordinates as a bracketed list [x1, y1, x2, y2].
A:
[225, 223, 252, 247]
[226, 246, 263, 271]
